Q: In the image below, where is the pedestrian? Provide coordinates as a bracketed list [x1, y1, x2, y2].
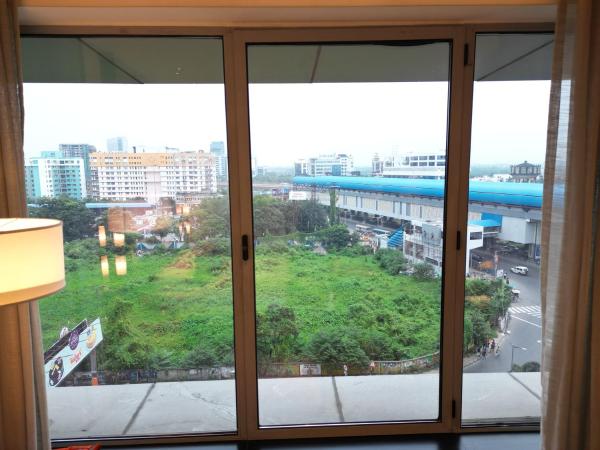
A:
[491, 339, 496, 353]
[343, 364, 348, 376]
[495, 344, 501, 356]
[482, 345, 488, 359]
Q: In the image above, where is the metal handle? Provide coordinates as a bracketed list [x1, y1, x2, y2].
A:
[242, 234, 249, 261]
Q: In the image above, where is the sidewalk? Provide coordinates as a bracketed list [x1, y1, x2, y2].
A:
[47, 372, 541, 439]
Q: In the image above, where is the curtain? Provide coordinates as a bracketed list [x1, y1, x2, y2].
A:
[541, 0, 600, 449]
[0, 0, 50, 449]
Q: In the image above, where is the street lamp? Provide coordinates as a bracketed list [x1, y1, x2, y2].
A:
[510, 344, 527, 372]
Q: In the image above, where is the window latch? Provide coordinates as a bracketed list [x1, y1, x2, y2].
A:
[242, 234, 249, 261]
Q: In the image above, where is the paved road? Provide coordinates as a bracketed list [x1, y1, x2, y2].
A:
[466, 254, 542, 373]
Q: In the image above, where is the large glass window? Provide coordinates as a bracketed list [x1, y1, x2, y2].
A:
[22, 37, 237, 439]
[461, 32, 553, 425]
[247, 41, 450, 426]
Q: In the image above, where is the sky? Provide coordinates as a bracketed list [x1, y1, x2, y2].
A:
[24, 80, 550, 168]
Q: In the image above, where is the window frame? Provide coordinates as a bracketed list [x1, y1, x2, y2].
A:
[18, 22, 553, 447]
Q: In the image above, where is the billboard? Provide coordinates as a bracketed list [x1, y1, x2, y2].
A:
[288, 191, 308, 201]
[44, 318, 103, 388]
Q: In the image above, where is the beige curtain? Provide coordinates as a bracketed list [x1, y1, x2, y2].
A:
[0, 0, 50, 449]
[541, 0, 600, 448]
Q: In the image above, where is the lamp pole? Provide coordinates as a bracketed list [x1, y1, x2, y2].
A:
[510, 344, 527, 372]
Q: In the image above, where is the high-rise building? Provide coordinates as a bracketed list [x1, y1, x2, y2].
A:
[294, 153, 354, 176]
[107, 136, 129, 152]
[90, 150, 217, 203]
[59, 143, 97, 192]
[25, 155, 87, 200]
[210, 141, 228, 181]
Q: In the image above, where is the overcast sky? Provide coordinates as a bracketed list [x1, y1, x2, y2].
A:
[24, 80, 550, 168]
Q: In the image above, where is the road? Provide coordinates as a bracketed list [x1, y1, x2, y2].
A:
[465, 254, 542, 373]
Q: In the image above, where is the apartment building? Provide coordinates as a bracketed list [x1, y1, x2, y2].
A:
[90, 150, 217, 203]
[294, 153, 354, 176]
[58, 143, 96, 192]
[25, 155, 87, 200]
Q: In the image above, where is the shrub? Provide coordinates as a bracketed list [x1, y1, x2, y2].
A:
[412, 262, 436, 281]
[374, 248, 407, 275]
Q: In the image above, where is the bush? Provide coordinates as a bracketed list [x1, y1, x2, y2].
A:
[412, 262, 436, 281]
[318, 225, 354, 251]
[306, 330, 369, 368]
[374, 248, 407, 275]
[512, 361, 541, 372]
[192, 238, 230, 256]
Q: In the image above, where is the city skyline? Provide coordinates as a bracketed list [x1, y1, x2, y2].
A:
[24, 80, 550, 167]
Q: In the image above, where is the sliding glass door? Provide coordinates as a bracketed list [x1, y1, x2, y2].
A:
[245, 39, 452, 427]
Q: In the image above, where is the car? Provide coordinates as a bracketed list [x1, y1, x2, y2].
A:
[510, 266, 529, 275]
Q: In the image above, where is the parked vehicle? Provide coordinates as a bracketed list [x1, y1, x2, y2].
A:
[510, 266, 529, 275]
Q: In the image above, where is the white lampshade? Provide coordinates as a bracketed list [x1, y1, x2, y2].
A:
[0, 218, 65, 306]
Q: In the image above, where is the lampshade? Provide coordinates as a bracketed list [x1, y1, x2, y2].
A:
[100, 255, 109, 277]
[0, 218, 65, 306]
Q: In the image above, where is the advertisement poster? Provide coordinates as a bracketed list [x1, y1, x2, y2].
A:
[44, 318, 103, 388]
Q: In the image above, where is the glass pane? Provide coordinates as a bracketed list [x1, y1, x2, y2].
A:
[461, 33, 553, 425]
[247, 41, 450, 426]
[22, 37, 237, 439]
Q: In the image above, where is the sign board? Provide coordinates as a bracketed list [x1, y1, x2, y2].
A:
[44, 318, 103, 388]
[289, 191, 308, 201]
[299, 363, 321, 376]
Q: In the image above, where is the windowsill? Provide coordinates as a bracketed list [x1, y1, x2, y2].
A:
[48, 372, 540, 439]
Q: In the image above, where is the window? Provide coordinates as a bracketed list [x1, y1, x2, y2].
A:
[18, 25, 553, 445]
[461, 32, 552, 426]
[23, 36, 237, 440]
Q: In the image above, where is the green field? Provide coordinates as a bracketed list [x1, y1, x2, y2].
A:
[40, 248, 442, 370]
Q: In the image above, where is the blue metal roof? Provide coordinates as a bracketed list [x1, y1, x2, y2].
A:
[293, 176, 543, 208]
[468, 219, 502, 228]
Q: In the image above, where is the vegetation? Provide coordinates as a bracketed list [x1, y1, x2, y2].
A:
[36, 196, 509, 373]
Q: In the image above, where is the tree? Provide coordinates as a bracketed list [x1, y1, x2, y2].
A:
[190, 197, 230, 240]
[153, 216, 175, 238]
[307, 330, 369, 367]
[28, 197, 96, 241]
[253, 196, 288, 237]
[256, 304, 299, 363]
[296, 200, 327, 233]
[319, 224, 353, 250]
[328, 189, 338, 225]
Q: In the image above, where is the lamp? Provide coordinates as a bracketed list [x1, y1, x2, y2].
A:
[0, 218, 65, 306]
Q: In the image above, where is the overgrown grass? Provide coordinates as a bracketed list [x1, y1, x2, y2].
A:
[40, 248, 441, 369]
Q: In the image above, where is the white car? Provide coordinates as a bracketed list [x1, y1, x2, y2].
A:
[510, 266, 529, 275]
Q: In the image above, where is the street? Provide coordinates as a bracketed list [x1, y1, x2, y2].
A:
[465, 254, 542, 373]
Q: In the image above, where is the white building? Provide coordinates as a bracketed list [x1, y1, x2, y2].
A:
[90, 150, 217, 203]
[294, 153, 353, 177]
[25, 156, 87, 200]
[375, 151, 446, 179]
[403, 219, 484, 275]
